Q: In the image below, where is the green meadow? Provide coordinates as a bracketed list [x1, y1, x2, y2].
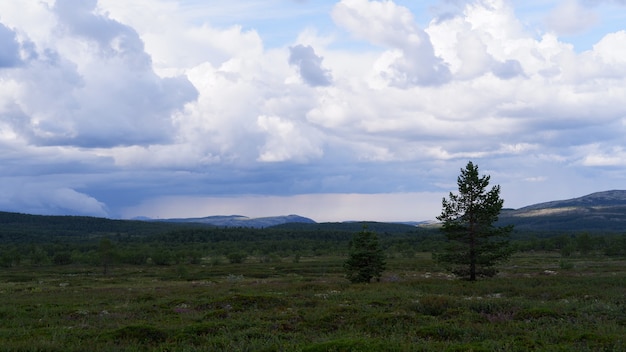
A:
[0, 252, 623, 351]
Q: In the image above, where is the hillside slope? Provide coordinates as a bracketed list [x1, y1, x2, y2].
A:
[498, 190, 626, 232]
[0, 211, 190, 242]
[156, 214, 316, 228]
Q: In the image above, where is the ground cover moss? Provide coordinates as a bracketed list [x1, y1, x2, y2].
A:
[0, 253, 623, 351]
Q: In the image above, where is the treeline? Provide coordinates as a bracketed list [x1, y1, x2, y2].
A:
[1, 228, 625, 269]
[0, 225, 444, 268]
[512, 232, 626, 257]
[0, 211, 200, 243]
[1, 211, 625, 268]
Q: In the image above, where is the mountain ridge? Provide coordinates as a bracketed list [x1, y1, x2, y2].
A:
[514, 190, 626, 211]
[1, 190, 625, 232]
[497, 190, 626, 232]
[153, 214, 316, 228]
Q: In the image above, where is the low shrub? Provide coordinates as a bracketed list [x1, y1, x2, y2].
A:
[102, 325, 168, 344]
[415, 324, 465, 341]
[302, 338, 398, 352]
[411, 295, 455, 316]
[515, 307, 562, 320]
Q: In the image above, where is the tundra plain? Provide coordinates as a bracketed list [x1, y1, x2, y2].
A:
[0, 251, 624, 351]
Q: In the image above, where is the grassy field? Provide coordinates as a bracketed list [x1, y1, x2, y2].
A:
[0, 252, 624, 351]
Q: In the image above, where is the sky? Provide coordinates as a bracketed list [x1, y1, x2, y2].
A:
[1, 0, 625, 222]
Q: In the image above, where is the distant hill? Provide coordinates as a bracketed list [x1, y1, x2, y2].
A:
[2, 190, 625, 242]
[154, 214, 316, 228]
[0, 211, 191, 242]
[498, 190, 626, 233]
[270, 221, 420, 234]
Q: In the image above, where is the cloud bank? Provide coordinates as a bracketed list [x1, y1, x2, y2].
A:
[1, 0, 625, 221]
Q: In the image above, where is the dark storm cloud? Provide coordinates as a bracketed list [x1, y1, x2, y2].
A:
[289, 44, 332, 87]
[0, 23, 21, 67]
[53, 0, 145, 57]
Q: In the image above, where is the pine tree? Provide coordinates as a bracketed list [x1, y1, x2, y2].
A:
[344, 225, 386, 283]
[436, 161, 514, 280]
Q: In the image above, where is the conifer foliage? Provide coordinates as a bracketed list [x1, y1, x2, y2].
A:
[436, 161, 514, 280]
[344, 225, 386, 283]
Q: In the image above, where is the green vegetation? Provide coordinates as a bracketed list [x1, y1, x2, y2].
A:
[0, 211, 190, 243]
[0, 210, 625, 350]
[437, 161, 514, 280]
[344, 226, 386, 283]
[0, 253, 623, 351]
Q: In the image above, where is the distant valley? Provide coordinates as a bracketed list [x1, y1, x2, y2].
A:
[1, 190, 626, 234]
[149, 190, 626, 232]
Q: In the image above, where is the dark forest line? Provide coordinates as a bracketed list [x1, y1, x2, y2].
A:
[0, 211, 625, 269]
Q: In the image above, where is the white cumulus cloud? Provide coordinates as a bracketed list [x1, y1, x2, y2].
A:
[545, 0, 599, 35]
[332, 0, 451, 86]
[1, 0, 626, 220]
[0, 0, 198, 148]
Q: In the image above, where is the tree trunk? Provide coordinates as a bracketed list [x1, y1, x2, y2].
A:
[469, 218, 477, 281]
